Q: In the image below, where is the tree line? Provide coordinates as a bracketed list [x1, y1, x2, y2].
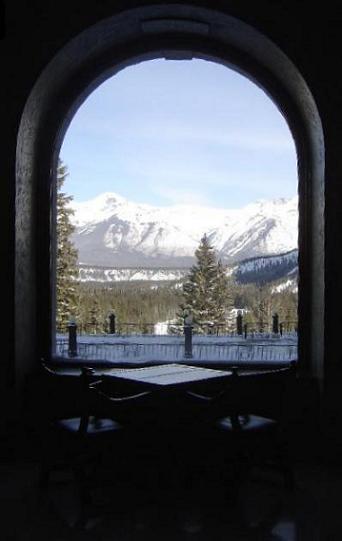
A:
[59, 277, 297, 335]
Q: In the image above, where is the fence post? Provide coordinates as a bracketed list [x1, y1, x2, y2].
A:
[244, 323, 248, 339]
[109, 312, 116, 334]
[236, 312, 243, 335]
[184, 315, 193, 359]
[68, 320, 78, 357]
[272, 312, 279, 334]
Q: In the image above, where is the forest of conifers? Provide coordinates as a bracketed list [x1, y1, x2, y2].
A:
[63, 279, 297, 335]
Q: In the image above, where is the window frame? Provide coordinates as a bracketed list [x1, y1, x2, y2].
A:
[15, 5, 324, 382]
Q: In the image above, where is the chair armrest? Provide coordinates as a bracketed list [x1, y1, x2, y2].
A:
[88, 379, 105, 388]
[90, 387, 152, 403]
[185, 390, 225, 403]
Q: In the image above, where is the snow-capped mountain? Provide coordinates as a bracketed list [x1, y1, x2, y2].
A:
[70, 192, 298, 267]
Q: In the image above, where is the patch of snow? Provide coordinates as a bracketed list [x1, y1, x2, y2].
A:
[78, 266, 187, 283]
[271, 278, 298, 293]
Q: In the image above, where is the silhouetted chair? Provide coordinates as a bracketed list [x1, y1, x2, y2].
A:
[186, 363, 297, 495]
[37, 362, 152, 528]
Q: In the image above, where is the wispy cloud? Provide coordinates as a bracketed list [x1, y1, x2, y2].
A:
[70, 114, 295, 153]
[117, 122, 295, 152]
[62, 58, 297, 206]
[150, 185, 212, 206]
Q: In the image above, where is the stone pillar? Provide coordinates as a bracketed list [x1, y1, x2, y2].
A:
[272, 313, 279, 334]
[68, 321, 77, 357]
[236, 312, 243, 335]
[184, 314, 193, 359]
[109, 312, 116, 334]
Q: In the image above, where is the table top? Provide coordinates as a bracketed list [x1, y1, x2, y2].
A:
[105, 363, 232, 387]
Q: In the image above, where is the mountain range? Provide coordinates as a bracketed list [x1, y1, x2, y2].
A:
[70, 192, 298, 268]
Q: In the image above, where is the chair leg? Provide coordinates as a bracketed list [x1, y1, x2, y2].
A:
[38, 465, 50, 490]
[224, 446, 251, 506]
[275, 435, 296, 491]
[248, 446, 295, 492]
[278, 454, 295, 491]
[72, 462, 95, 529]
[37, 451, 57, 492]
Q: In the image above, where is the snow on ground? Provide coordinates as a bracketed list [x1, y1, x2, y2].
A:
[55, 332, 298, 364]
[154, 321, 173, 335]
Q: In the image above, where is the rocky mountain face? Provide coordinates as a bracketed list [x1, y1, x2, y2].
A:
[70, 192, 298, 268]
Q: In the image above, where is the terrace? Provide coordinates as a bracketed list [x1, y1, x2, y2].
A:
[55, 316, 298, 366]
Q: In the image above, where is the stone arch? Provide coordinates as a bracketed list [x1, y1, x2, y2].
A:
[16, 5, 324, 382]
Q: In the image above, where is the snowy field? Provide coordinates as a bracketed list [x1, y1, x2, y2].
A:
[56, 332, 297, 365]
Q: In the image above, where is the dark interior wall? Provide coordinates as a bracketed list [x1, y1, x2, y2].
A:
[2, 1, 342, 445]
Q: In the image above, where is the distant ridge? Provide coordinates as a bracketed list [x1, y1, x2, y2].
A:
[234, 249, 298, 285]
[78, 249, 298, 290]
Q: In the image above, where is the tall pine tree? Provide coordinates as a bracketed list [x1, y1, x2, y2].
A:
[56, 160, 79, 332]
[87, 295, 102, 334]
[212, 260, 233, 327]
[180, 234, 232, 331]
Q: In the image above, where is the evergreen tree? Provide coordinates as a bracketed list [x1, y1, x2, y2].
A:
[180, 234, 232, 331]
[212, 260, 234, 329]
[87, 295, 102, 334]
[56, 160, 79, 331]
[251, 284, 271, 333]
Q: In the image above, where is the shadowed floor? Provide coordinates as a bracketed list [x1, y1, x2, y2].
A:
[0, 435, 333, 541]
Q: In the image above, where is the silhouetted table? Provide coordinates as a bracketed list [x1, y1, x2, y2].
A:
[104, 363, 232, 389]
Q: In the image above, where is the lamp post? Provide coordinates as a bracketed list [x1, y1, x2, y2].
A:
[109, 311, 116, 334]
[67, 318, 77, 357]
[272, 312, 279, 334]
[184, 313, 193, 359]
[236, 311, 243, 335]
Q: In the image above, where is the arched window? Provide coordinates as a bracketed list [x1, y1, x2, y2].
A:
[57, 58, 299, 365]
[16, 5, 324, 380]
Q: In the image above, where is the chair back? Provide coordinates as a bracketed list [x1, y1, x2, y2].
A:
[220, 362, 297, 424]
[184, 362, 296, 425]
[37, 361, 95, 426]
[87, 374, 154, 426]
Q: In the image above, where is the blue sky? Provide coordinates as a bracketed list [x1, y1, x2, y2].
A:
[60, 58, 297, 208]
